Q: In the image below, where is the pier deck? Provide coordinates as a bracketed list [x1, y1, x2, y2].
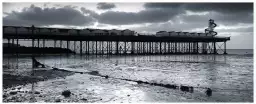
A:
[3, 34, 230, 42]
[3, 33, 230, 55]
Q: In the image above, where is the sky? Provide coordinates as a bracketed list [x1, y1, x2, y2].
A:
[2, 2, 254, 49]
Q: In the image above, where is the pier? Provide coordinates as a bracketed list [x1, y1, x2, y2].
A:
[3, 19, 230, 55]
[3, 30, 230, 55]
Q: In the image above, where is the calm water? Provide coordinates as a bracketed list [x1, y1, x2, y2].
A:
[2, 49, 253, 102]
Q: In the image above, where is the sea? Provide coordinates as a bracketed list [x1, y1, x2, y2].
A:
[2, 48, 253, 102]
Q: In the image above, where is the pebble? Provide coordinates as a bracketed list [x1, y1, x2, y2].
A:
[55, 99, 61, 102]
[34, 91, 40, 94]
[10, 91, 17, 95]
[3, 94, 7, 98]
[62, 90, 71, 97]
[81, 98, 87, 101]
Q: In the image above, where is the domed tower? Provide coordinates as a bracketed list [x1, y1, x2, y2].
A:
[205, 19, 217, 36]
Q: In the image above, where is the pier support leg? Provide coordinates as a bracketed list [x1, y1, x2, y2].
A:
[141, 42, 143, 54]
[85, 41, 87, 54]
[87, 41, 90, 55]
[108, 42, 110, 55]
[7, 39, 10, 48]
[165, 42, 167, 54]
[12, 39, 15, 48]
[149, 42, 152, 54]
[67, 41, 69, 49]
[37, 39, 40, 48]
[16, 39, 19, 48]
[110, 42, 112, 55]
[138, 42, 141, 54]
[106, 41, 109, 55]
[168, 42, 170, 54]
[60, 40, 62, 48]
[32, 39, 34, 48]
[138, 42, 140, 54]
[202, 42, 204, 54]
[131, 42, 134, 54]
[175, 42, 177, 53]
[116, 41, 119, 55]
[146, 42, 148, 54]
[214, 42, 217, 54]
[54, 40, 56, 48]
[160, 42, 162, 54]
[188, 42, 191, 54]
[143, 42, 145, 55]
[137, 42, 140, 54]
[74, 41, 76, 54]
[101, 41, 104, 55]
[80, 41, 82, 55]
[124, 41, 127, 54]
[224, 41, 227, 54]
[43, 39, 45, 48]
[96, 41, 98, 55]
[197, 42, 199, 54]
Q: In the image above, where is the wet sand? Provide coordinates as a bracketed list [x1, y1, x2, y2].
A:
[2, 54, 253, 102]
[3, 69, 75, 89]
[2, 67, 233, 103]
[3, 70, 202, 103]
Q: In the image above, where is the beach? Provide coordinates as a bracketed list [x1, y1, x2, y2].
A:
[2, 51, 254, 102]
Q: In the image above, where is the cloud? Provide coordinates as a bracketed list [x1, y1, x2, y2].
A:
[97, 3, 116, 10]
[177, 11, 253, 26]
[80, 7, 99, 19]
[3, 4, 95, 26]
[142, 3, 253, 25]
[3, 3, 253, 31]
[98, 8, 183, 25]
[97, 3, 252, 26]
[144, 3, 253, 14]
[144, 3, 185, 9]
[184, 3, 253, 14]
[130, 13, 253, 36]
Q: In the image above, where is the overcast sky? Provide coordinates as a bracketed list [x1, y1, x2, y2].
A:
[2, 2, 254, 49]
